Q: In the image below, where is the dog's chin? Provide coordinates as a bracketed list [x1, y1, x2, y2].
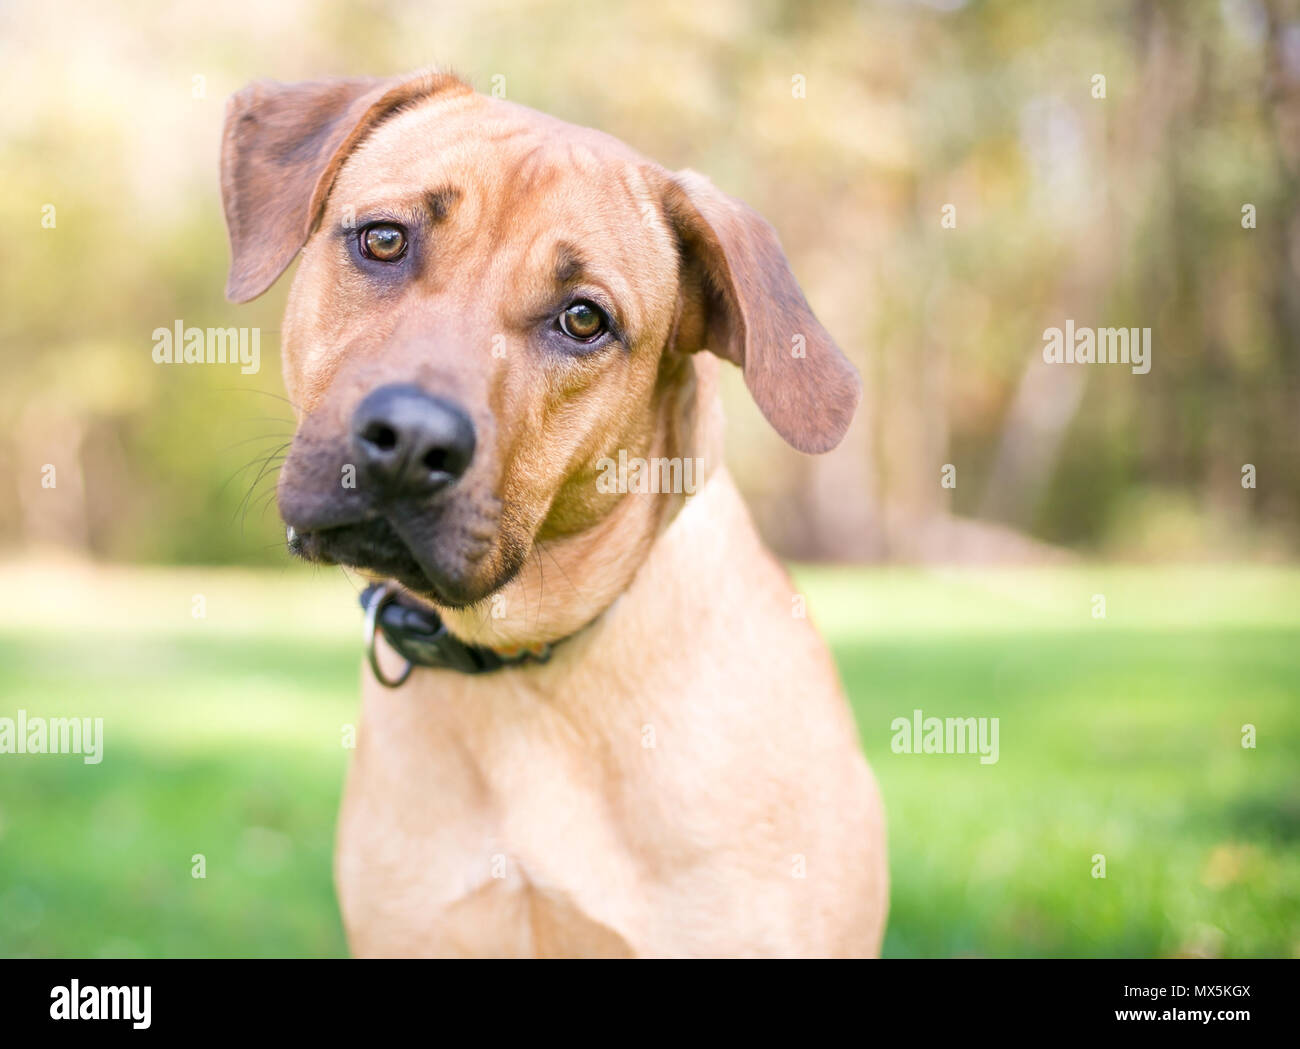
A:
[289, 516, 512, 609]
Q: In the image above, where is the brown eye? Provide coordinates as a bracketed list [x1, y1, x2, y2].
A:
[558, 301, 607, 341]
[360, 223, 407, 261]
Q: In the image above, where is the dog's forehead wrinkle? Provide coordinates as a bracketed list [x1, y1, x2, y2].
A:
[553, 241, 585, 285]
[426, 185, 462, 221]
[356, 95, 640, 182]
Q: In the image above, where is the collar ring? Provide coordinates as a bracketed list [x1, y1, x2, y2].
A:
[363, 583, 414, 688]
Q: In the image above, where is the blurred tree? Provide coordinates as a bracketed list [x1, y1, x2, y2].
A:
[0, 0, 1296, 565]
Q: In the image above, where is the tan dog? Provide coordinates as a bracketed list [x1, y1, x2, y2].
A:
[220, 70, 887, 957]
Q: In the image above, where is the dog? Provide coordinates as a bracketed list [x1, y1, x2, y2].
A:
[220, 70, 887, 957]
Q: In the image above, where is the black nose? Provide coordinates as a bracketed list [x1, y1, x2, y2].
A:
[351, 384, 476, 497]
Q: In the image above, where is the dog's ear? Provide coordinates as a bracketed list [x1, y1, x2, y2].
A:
[220, 71, 469, 303]
[662, 170, 860, 454]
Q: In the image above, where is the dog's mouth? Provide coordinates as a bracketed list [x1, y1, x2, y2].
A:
[290, 517, 437, 598]
[287, 512, 528, 609]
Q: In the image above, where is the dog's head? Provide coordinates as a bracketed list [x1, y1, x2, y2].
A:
[221, 71, 859, 611]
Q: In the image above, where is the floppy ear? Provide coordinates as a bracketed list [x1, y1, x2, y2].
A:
[663, 170, 860, 454]
[220, 71, 470, 303]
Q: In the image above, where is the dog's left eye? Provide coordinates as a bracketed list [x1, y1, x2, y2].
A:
[359, 223, 408, 262]
[558, 301, 608, 342]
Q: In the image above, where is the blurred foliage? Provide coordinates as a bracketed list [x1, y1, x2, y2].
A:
[1, 0, 1298, 564]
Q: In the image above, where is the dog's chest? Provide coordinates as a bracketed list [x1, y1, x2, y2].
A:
[335, 682, 647, 957]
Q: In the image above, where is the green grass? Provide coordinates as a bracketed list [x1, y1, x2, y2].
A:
[0, 561, 1297, 957]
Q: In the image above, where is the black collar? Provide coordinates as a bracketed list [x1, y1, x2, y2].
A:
[361, 582, 555, 686]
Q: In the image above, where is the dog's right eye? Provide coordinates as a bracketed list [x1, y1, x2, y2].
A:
[558, 301, 609, 342]
[359, 223, 408, 262]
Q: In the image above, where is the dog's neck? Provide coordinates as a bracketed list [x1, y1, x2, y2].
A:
[433, 354, 723, 650]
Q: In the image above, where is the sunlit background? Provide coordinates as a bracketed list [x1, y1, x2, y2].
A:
[1, 0, 1297, 957]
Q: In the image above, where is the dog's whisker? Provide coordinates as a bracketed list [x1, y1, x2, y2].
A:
[215, 386, 301, 413]
[236, 443, 290, 534]
[539, 541, 583, 599]
[462, 595, 494, 645]
[217, 432, 295, 454]
[531, 543, 545, 633]
[216, 446, 288, 501]
[253, 483, 281, 521]
[336, 565, 366, 597]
